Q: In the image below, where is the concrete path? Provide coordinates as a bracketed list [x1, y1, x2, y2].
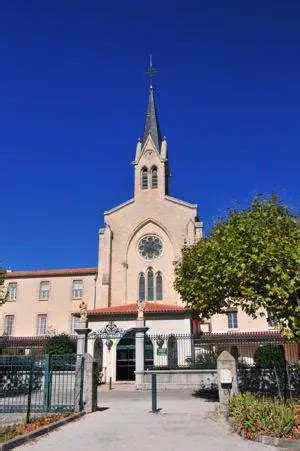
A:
[20, 386, 274, 451]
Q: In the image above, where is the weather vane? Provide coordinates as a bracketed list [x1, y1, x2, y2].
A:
[147, 54, 157, 86]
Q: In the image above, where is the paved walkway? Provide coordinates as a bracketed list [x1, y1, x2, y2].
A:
[20, 386, 274, 451]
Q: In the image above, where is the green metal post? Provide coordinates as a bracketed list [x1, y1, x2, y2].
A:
[79, 356, 84, 411]
[44, 354, 51, 411]
[26, 358, 34, 424]
[151, 373, 157, 413]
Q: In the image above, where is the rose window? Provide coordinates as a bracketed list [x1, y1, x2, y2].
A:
[138, 235, 163, 260]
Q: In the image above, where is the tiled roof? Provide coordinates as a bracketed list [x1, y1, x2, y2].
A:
[5, 267, 97, 279]
[200, 330, 287, 343]
[203, 330, 282, 338]
[86, 302, 187, 316]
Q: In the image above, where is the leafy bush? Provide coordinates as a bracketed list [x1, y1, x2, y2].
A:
[44, 334, 76, 356]
[254, 345, 286, 368]
[0, 336, 8, 356]
[227, 393, 295, 439]
[194, 351, 218, 369]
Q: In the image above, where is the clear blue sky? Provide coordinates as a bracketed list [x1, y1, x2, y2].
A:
[1, 0, 299, 270]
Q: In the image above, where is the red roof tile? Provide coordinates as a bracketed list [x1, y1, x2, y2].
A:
[203, 330, 282, 338]
[86, 302, 187, 316]
[5, 267, 97, 279]
[200, 330, 287, 342]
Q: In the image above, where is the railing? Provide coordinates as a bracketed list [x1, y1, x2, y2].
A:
[148, 333, 300, 400]
[148, 333, 298, 369]
[0, 354, 84, 416]
[0, 335, 77, 356]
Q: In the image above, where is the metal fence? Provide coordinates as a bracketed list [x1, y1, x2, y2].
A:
[0, 336, 77, 356]
[148, 333, 300, 400]
[0, 354, 84, 417]
[237, 364, 300, 400]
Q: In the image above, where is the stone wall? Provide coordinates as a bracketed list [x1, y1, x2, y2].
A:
[142, 369, 218, 390]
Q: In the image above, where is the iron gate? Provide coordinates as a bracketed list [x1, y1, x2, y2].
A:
[0, 354, 84, 413]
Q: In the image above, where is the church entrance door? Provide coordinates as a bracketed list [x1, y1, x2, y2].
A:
[116, 331, 154, 381]
[116, 331, 135, 381]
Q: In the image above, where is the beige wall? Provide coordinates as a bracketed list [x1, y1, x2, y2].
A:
[209, 307, 270, 333]
[1, 274, 95, 336]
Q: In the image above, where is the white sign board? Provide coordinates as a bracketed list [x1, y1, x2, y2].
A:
[220, 369, 232, 385]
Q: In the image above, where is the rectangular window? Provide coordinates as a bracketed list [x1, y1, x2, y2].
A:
[39, 281, 50, 300]
[72, 280, 83, 299]
[227, 311, 238, 329]
[8, 282, 17, 301]
[37, 314, 47, 335]
[71, 315, 81, 334]
[4, 315, 14, 335]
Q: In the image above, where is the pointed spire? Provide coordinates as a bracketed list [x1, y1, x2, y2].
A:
[142, 56, 162, 151]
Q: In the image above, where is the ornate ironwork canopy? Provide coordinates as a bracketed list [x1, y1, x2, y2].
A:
[89, 321, 125, 339]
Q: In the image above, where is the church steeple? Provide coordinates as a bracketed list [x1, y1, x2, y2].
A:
[142, 59, 162, 152]
[134, 59, 168, 197]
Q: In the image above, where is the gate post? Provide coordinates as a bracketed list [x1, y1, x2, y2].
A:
[74, 355, 84, 412]
[83, 353, 98, 413]
[134, 319, 149, 390]
[74, 311, 91, 412]
[217, 350, 238, 412]
[75, 318, 91, 356]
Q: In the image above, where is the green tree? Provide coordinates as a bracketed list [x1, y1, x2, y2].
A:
[44, 333, 76, 355]
[175, 195, 300, 337]
[254, 345, 286, 367]
[0, 268, 7, 306]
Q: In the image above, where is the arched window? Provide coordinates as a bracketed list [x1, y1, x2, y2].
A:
[141, 167, 148, 190]
[156, 272, 163, 300]
[139, 273, 145, 301]
[147, 268, 154, 301]
[151, 166, 158, 189]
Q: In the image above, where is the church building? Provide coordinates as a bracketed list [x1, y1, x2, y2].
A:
[1, 78, 274, 381]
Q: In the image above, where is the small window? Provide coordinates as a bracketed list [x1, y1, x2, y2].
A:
[37, 314, 47, 335]
[139, 273, 145, 301]
[147, 268, 154, 301]
[72, 280, 83, 299]
[71, 315, 81, 334]
[4, 315, 14, 336]
[151, 166, 158, 189]
[8, 283, 17, 301]
[39, 281, 50, 300]
[141, 168, 148, 190]
[156, 272, 163, 300]
[227, 311, 238, 329]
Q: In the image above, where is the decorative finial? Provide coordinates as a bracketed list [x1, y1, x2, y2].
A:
[147, 54, 156, 88]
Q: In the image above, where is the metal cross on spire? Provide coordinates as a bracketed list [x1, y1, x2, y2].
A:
[147, 54, 156, 87]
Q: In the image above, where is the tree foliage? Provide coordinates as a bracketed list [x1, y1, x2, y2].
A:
[254, 345, 286, 368]
[174, 195, 300, 337]
[0, 268, 7, 306]
[44, 333, 76, 355]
